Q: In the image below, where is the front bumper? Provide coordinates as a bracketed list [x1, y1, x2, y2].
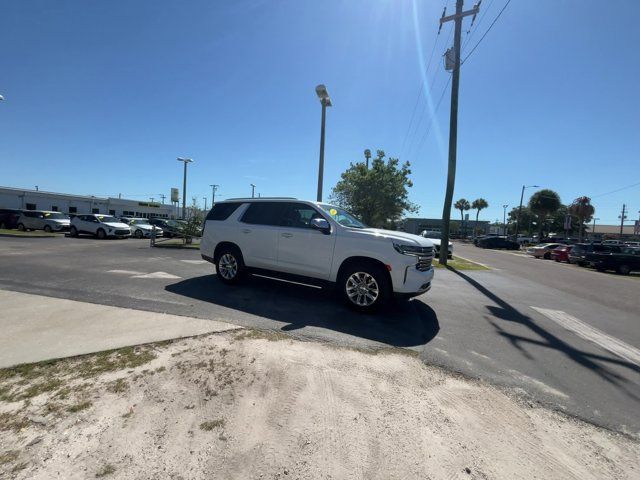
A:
[392, 262, 435, 295]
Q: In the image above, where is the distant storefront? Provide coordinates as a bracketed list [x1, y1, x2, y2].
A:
[400, 217, 490, 236]
[0, 186, 176, 218]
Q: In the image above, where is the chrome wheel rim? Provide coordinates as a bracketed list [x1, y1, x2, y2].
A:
[218, 254, 238, 280]
[345, 272, 379, 307]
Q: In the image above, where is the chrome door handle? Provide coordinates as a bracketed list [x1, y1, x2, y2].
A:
[281, 233, 293, 238]
[241, 229, 251, 234]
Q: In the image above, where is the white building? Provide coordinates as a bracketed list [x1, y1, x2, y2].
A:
[0, 186, 176, 219]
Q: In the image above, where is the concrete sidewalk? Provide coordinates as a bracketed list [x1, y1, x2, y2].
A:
[0, 289, 240, 368]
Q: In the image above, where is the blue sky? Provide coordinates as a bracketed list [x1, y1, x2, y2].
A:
[1, 0, 638, 225]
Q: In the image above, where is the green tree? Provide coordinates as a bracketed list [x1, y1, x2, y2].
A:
[454, 198, 471, 236]
[330, 150, 418, 229]
[568, 196, 595, 242]
[471, 198, 489, 238]
[528, 189, 561, 238]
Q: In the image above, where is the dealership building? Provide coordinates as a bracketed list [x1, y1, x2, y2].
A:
[0, 186, 176, 218]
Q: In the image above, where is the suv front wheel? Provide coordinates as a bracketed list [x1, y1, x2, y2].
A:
[215, 248, 245, 285]
[339, 262, 390, 313]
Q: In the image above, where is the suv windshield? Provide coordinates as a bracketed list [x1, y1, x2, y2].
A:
[96, 216, 119, 223]
[318, 204, 366, 228]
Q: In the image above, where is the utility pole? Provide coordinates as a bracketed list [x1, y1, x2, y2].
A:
[210, 184, 219, 205]
[438, 0, 480, 265]
[159, 194, 166, 204]
[619, 204, 627, 236]
[250, 183, 256, 198]
[177, 157, 194, 219]
[503, 204, 508, 235]
[591, 217, 599, 241]
[203, 197, 208, 211]
[364, 149, 371, 169]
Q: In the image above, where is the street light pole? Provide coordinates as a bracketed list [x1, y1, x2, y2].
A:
[514, 184, 539, 239]
[250, 183, 256, 198]
[503, 204, 508, 235]
[591, 217, 600, 241]
[210, 184, 219, 205]
[177, 157, 193, 219]
[203, 197, 207, 211]
[315, 85, 332, 202]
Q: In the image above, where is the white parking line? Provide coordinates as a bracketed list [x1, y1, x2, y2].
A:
[107, 269, 145, 275]
[180, 260, 208, 265]
[531, 307, 640, 366]
[131, 272, 181, 279]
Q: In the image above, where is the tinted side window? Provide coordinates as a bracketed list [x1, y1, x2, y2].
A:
[241, 202, 287, 226]
[206, 202, 242, 221]
[281, 203, 324, 229]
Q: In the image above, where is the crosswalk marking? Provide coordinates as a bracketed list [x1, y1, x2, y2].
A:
[531, 307, 640, 366]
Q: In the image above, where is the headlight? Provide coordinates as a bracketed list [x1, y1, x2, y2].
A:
[393, 242, 428, 256]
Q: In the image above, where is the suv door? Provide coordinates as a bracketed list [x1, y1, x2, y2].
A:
[276, 202, 336, 279]
[237, 202, 287, 269]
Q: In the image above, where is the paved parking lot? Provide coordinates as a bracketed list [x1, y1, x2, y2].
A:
[1, 236, 639, 437]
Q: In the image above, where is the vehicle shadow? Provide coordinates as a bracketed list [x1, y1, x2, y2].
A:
[165, 274, 440, 348]
[446, 266, 640, 399]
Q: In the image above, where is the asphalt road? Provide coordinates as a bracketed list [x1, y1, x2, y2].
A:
[1, 236, 638, 437]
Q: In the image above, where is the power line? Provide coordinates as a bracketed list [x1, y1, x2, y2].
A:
[411, 76, 452, 155]
[591, 181, 640, 199]
[461, 0, 512, 65]
[461, 0, 496, 53]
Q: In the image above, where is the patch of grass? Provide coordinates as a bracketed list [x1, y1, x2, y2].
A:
[0, 413, 29, 432]
[234, 329, 290, 342]
[106, 378, 128, 394]
[77, 347, 156, 378]
[96, 464, 116, 477]
[0, 228, 58, 237]
[67, 400, 92, 413]
[200, 419, 225, 431]
[433, 256, 489, 271]
[19, 378, 63, 400]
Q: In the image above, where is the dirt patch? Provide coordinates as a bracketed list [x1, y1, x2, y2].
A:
[0, 332, 638, 479]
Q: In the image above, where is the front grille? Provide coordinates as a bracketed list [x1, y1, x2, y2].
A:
[416, 256, 433, 271]
[115, 229, 130, 235]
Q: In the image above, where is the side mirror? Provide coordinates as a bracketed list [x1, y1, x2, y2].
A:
[310, 217, 331, 234]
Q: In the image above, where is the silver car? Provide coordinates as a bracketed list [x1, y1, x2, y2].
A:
[17, 211, 70, 233]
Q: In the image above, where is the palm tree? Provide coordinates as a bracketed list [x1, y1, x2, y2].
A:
[568, 196, 595, 242]
[454, 198, 471, 237]
[471, 198, 489, 238]
[528, 189, 561, 238]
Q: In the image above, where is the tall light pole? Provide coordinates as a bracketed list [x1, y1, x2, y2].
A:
[591, 217, 600, 241]
[364, 149, 371, 169]
[177, 157, 193, 219]
[203, 197, 208, 211]
[315, 84, 332, 202]
[503, 204, 508, 235]
[515, 184, 539, 238]
[210, 184, 219, 205]
[250, 183, 256, 198]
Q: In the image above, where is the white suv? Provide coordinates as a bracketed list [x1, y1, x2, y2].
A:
[70, 214, 131, 239]
[201, 199, 435, 312]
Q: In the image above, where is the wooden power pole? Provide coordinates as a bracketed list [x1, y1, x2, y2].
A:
[438, 0, 480, 265]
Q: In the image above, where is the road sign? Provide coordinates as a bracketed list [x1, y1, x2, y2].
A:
[170, 188, 179, 203]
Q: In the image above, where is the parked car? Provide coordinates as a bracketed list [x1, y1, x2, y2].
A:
[588, 247, 640, 275]
[569, 243, 622, 266]
[70, 214, 131, 239]
[200, 198, 435, 312]
[602, 240, 624, 246]
[527, 243, 564, 259]
[419, 231, 453, 258]
[121, 218, 163, 238]
[0, 208, 23, 229]
[149, 218, 185, 238]
[550, 245, 572, 262]
[624, 241, 640, 247]
[475, 236, 520, 250]
[16, 210, 70, 232]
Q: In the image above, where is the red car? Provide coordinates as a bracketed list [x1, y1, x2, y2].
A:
[551, 245, 572, 263]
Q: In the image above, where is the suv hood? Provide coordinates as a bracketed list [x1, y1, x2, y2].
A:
[350, 228, 434, 247]
[425, 238, 453, 248]
[48, 219, 70, 225]
[102, 222, 131, 229]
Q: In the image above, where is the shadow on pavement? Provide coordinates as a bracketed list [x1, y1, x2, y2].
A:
[165, 274, 439, 348]
[446, 266, 640, 399]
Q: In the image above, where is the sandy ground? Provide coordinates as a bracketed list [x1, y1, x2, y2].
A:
[1, 331, 638, 480]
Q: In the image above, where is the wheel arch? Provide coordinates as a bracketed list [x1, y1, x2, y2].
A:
[213, 241, 244, 264]
[336, 256, 392, 287]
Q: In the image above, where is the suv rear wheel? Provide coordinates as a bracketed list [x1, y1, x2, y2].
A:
[215, 247, 245, 284]
[96, 228, 106, 240]
[339, 262, 390, 313]
[17, 223, 26, 231]
[617, 264, 631, 275]
[44, 225, 52, 233]
[70, 226, 78, 237]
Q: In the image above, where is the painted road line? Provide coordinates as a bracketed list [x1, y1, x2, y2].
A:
[531, 307, 640, 366]
[452, 255, 492, 269]
[108, 269, 145, 275]
[180, 260, 208, 265]
[131, 271, 181, 279]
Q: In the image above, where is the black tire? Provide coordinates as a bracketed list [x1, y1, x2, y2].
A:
[70, 226, 78, 237]
[338, 261, 391, 313]
[544, 252, 551, 259]
[44, 225, 52, 233]
[96, 228, 106, 240]
[0, 221, 6, 229]
[134, 229, 143, 239]
[215, 247, 245, 285]
[17, 223, 25, 231]
[617, 264, 631, 275]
